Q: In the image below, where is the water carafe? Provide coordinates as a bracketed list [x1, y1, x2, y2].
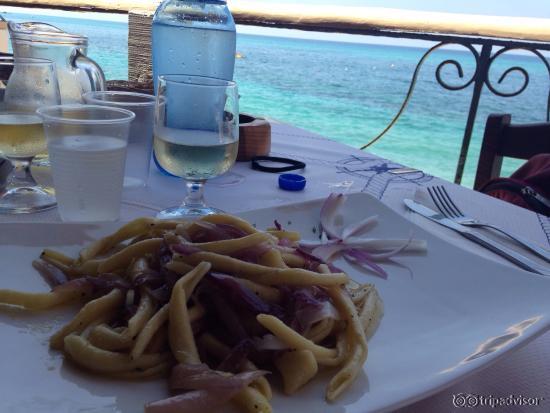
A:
[8, 22, 106, 103]
[152, 0, 236, 85]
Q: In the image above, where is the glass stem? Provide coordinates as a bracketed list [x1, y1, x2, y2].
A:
[183, 180, 207, 207]
[9, 158, 37, 186]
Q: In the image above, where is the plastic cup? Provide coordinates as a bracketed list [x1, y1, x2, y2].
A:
[83, 91, 156, 188]
[36, 104, 135, 222]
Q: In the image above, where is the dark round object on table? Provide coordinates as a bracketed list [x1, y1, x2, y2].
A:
[251, 156, 306, 173]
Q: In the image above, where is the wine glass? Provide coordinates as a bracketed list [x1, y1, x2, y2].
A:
[154, 74, 239, 219]
[0, 57, 61, 214]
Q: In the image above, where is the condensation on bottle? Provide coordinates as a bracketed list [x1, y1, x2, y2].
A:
[152, 0, 237, 85]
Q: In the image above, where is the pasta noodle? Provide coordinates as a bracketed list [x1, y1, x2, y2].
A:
[325, 286, 369, 402]
[275, 349, 318, 394]
[256, 314, 338, 359]
[50, 289, 124, 350]
[175, 251, 348, 286]
[0, 214, 384, 412]
[168, 262, 211, 364]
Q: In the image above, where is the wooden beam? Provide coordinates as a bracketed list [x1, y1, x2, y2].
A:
[0, 0, 158, 13]
[2, 1, 550, 43]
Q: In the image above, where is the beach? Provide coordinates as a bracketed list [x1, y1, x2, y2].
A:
[3, 7, 548, 186]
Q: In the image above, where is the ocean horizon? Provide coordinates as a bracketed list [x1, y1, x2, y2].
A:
[3, 7, 548, 186]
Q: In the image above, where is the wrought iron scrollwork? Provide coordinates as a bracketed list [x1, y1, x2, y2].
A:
[361, 42, 479, 150]
[435, 44, 479, 91]
[485, 47, 550, 120]
[361, 39, 550, 184]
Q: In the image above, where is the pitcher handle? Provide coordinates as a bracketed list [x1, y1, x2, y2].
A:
[73, 50, 106, 92]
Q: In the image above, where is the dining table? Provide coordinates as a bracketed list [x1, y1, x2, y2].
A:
[2, 121, 549, 412]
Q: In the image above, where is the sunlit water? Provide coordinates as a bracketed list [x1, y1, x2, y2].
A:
[4, 10, 548, 186]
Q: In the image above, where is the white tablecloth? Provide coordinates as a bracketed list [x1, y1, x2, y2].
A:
[2, 122, 549, 412]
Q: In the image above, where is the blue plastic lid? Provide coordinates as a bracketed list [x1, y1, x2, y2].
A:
[279, 173, 306, 191]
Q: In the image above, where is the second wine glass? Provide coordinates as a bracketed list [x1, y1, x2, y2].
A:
[0, 57, 61, 214]
[154, 74, 239, 219]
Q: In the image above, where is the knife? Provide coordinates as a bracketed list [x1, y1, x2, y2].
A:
[404, 199, 550, 276]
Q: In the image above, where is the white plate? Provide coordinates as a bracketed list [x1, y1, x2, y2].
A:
[1, 193, 549, 413]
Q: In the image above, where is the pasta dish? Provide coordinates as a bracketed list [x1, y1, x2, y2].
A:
[0, 213, 384, 413]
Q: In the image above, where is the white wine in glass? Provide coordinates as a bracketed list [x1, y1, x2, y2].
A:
[154, 75, 239, 219]
[154, 127, 238, 180]
[0, 57, 61, 214]
[0, 112, 47, 158]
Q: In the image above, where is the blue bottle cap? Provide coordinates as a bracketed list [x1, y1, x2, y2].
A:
[279, 173, 306, 191]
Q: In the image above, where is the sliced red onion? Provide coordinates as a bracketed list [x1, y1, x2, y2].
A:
[293, 247, 323, 271]
[359, 235, 415, 260]
[145, 286, 171, 304]
[32, 259, 68, 287]
[158, 243, 173, 267]
[298, 238, 337, 248]
[294, 246, 323, 263]
[311, 243, 348, 263]
[320, 193, 347, 239]
[145, 389, 216, 413]
[217, 339, 254, 373]
[301, 194, 428, 280]
[207, 273, 283, 318]
[52, 278, 94, 296]
[341, 215, 379, 240]
[198, 285, 249, 342]
[147, 364, 268, 413]
[294, 299, 340, 333]
[344, 249, 388, 279]
[325, 261, 345, 273]
[85, 274, 131, 294]
[343, 237, 427, 252]
[276, 247, 341, 273]
[133, 270, 164, 289]
[170, 363, 267, 391]
[310, 300, 340, 322]
[285, 287, 339, 333]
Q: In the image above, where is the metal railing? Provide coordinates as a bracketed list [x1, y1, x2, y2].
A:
[358, 37, 550, 183]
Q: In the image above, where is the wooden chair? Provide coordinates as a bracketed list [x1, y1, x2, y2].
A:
[473, 114, 550, 190]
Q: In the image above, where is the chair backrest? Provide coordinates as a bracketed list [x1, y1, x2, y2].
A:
[474, 114, 550, 190]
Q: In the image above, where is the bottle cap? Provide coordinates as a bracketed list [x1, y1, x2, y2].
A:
[279, 173, 306, 191]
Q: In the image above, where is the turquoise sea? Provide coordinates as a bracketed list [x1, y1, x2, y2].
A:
[4, 10, 549, 186]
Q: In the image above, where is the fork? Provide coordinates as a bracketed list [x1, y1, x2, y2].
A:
[427, 185, 550, 263]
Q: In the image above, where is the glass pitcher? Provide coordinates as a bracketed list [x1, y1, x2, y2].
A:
[8, 21, 106, 103]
